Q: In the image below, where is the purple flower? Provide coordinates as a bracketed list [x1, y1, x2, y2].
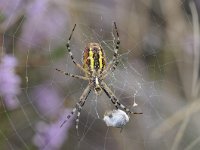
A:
[0, 55, 21, 110]
[18, 0, 68, 50]
[32, 83, 63, 118]
[32, 109, 73, 150]
[0, 0, 26, 31]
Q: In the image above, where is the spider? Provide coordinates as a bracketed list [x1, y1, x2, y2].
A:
[56, 22, 142, 135]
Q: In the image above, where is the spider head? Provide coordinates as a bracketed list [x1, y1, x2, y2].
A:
[94, 86, 102, 95]
[93, 76, 102, 95]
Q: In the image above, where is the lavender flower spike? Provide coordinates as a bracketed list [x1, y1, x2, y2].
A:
[0, 55, 21, 110]
[33, 109, 73, 150]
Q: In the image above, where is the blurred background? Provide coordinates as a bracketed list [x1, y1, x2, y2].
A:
[1, 0, 200, 150]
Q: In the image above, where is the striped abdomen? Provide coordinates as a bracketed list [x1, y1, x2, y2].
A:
[83, 43, 106, 74]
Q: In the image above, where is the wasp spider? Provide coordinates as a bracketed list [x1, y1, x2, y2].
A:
[56, 22, 142, 135]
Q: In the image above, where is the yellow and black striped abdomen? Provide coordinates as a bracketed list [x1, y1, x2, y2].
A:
[83, 43, 106, 73]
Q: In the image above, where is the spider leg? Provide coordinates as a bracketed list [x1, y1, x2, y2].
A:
[101, 82, 142, 115]
[102, 22, 120, 78]
[60, 84, 91, 136]
[111, 60, 119, 73]
[111, 22, 120, 72]
[56, 68, 89, 80]
[66, 24, 90, 75]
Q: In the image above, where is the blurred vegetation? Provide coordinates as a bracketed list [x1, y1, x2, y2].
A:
[1, 0, 200, 150]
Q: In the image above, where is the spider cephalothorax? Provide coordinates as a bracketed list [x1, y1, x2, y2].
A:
[56, 22, 142, 135]
[91, 76, 103, 95]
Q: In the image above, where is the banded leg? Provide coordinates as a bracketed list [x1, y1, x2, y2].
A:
[101, 81, 142, 115]
[111, 60, 119, 73]
[112, 22, 120, 65]
[102, 22, 120, 78]
[102, 86, 119, 110]
[60, 84, 91, 135]
[66, 24, 89, 75]
[56, 68, 89, 80]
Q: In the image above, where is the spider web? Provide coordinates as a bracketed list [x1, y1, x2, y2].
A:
[1, 0, 200, 150]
